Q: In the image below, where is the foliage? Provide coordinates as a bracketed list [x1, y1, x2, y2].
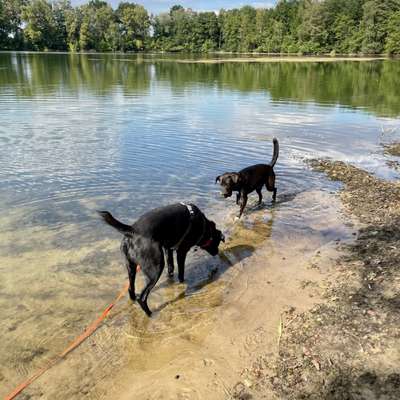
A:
[22, 0, 60, 50]
[385, 10, 400, 54]
[1, 0, 400, 53]
[116, 2, 149, 51]
[0, 0, 26, 49]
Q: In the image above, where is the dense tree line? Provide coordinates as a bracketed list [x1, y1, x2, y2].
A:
[1, 0, 400, 54]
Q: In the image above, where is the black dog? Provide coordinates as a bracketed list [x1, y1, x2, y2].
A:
[216, 138, 279, 218]
[98, 203, 224, 316]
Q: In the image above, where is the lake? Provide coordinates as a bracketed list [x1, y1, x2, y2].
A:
[0, 53, 399, 398]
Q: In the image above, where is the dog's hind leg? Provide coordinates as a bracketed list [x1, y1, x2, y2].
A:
[166, 248, 174, 277]
[256, 185, 263, 205]
[126, 260, 137, 301]
[121, 239, 137, 301]
[138, 247, 165, 317]
[266, 173, 277, 202]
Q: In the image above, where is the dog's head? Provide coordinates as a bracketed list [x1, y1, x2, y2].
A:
[215, 173, 242, 198]
[201, 220, 225, 256]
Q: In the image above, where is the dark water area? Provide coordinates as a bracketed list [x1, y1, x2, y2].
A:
[0, 52, 399, 397]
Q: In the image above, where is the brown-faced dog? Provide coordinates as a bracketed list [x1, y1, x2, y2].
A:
[216, 138, 279, 218]
[98, 203, 224, 317]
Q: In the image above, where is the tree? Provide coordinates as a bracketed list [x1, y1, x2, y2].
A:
[297, 0, 329, 53]
[238, 6, 257, 52]
[79, 0, 116, 51]
[385, 10, 400, 54]
[360, 0, 400, 54]
[22, 0, 58, 50]
[65, 5, 83, 51]
[2, 0, 400, 54]
[152, 12, 173, 50]
[0, 0, 26, 49]
[116, 2, 150, 51]
[192, 12, 219, 52]
[219, 9, 241, 52]
[332, 14, 358, 53]
[51, 0, 70, 50]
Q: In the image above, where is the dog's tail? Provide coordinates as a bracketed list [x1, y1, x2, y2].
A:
[270, 138, 279, 167]
[97, 211, 134, 236]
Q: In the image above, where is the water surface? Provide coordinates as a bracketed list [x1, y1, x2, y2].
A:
[0, 53, 399, 397]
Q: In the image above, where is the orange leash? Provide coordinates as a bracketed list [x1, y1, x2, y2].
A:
[5, 281, 130, 400]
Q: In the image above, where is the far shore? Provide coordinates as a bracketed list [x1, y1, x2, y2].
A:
[171, 55, 387, 63]
[0, 50, 393, 64]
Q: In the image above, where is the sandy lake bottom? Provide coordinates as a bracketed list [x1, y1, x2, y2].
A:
[1, 188, 355, 399]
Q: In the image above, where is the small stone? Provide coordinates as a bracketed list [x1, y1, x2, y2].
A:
[244, 379, 252, 387]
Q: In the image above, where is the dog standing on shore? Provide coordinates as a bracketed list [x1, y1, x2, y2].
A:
[98, 203, 224, 316]
[216, 138, 279, 218]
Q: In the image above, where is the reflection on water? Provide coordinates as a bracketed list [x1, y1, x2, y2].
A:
[1, 54, 400, 118]
[0, 53, 400, 397]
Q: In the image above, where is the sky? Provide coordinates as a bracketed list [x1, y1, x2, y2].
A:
[71, 1, 278, 14]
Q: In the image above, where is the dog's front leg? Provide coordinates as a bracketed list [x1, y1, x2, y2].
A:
[236, 192, 241, 205]
[177, 248, 188, 283]
[166, 248, 174, 277]
[239, 192, 248, 218]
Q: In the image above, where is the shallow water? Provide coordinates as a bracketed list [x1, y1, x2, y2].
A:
[0, 53, 400, 397]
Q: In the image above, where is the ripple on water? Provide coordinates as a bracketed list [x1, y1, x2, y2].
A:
[1, 54, 400, 398]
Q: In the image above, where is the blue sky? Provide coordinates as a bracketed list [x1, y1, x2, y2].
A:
[71, 1, 277, 14]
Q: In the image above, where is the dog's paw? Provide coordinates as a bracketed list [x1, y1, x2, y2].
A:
[137, 299, 152, 317]
[128, 290, 136, 302]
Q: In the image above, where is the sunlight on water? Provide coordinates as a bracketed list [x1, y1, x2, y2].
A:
[0, 53, 399, 398]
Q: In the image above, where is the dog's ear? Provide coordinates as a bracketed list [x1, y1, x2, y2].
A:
[215, 175, 221, 184]
[231, 173, 241, 184]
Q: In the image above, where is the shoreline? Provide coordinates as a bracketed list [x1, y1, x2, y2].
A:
[110, 190, 355, 399]
[172, 56, 387, 64]
[234, 158, 400, 399]
[0, 51, 390, 63]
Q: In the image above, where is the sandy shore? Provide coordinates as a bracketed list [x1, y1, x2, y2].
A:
[231, 159, 400, 399]
[114, 153, 400, 400]
[106, 189, 355, 400]
[168, 56, 385, 64]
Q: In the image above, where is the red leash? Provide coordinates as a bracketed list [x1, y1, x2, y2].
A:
[4, 281, 130, 400]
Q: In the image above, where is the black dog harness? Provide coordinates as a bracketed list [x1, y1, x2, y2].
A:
[171, 203, 212, 250]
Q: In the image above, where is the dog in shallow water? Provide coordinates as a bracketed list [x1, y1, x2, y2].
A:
[216, 138, 279, 218]
[98, 203, 224, 316]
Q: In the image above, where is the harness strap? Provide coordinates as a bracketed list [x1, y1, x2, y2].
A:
[195, 212, 207, 246]
[172, 203, 212, 250]
[171, 203, 197, 250]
